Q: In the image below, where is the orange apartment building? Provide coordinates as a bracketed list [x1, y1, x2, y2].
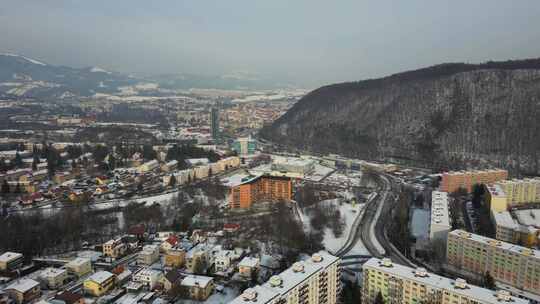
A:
[440, 169, 508, 193]
[229, 175, 292, 208]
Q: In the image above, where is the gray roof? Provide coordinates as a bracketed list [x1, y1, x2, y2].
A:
[363, 258, 529, 304]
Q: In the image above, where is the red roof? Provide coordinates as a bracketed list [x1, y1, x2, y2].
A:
[165, 235, 179, 246]
[223, 223, 241, 230]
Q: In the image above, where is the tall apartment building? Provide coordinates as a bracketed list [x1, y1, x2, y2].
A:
[232, 137, 257, 156]
[447, 230, 540, 298]
[430, 191, 451, 241]
[496, 178, 540, 206]
[362, 257, 528, 304]
[229, 252, 340, 304]
[485, 184, 508, 212]
[440, 169, 508, 193]
[228, 175, 292, 209]
[210, 107, 220, 140]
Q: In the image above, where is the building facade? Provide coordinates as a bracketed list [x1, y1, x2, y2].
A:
[232, 137, 257, 156]
[447, 230, 540, 297]
[65, 257, 92, 277]
[84, 271, 115, 297]
[210, 107, 219, 140]
[0, 252, 23, 272]
[362, 257, 528, 304]
[440, 169, 508, 193]
[430, 191, 451, 241]
[228, 175, 292, 209]
[229, 252, 340, 304]
[496, 178, 540, 206]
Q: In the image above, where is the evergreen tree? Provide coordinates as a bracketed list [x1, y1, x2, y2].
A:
[484, 271, 496, 290]
[169, 174, 177, 187]
[14, 152, 23, 168]
[1, 180, 10, 195]
[374, 291, 385, 304]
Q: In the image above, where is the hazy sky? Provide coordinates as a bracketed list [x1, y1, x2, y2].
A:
[2, 0, 540, 87]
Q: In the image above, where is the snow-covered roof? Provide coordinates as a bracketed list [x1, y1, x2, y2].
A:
[181, 275, 213, 288]
[6, 278, 39, 293]
[66, 257, 91, 268]
[40, 267, 67, 278]
[364, 258, 528, 304]
[262, 252, 338, 295]
[238, 257, 259, 268]
[87, 271, 114, 284]
[0, 252, 22, 263]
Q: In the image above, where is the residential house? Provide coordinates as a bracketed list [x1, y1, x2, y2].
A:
[238, 257, 260, 278]
[138, 245, 159, 266]
[83, 271, 115, 297]
[162, 269, 183, 292]
[164, 249, 185, 268]
[132, 269, 163, 290]
[0, 252, 23, 271]
[180, 276, 214, 301]
[4, 279, 40, 304]
[52, 291, 84, 304]
[39, 268, 68, 289]
[65, 258, 92, 277]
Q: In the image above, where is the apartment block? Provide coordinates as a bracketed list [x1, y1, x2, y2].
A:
[362, 257, 528, 304]
[496, 178, 540, 206]
[228, 175, 292, 209]
[430, 191, 451, 241]
[447, 230, 540, 297]
[491, 210, 539, 247]
[229, 252, 341, 304]
[485, 184, 508, 212]
[440, 169, 508, 193]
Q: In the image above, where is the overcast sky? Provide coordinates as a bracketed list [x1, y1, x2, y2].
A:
[2, 0, 540, 87]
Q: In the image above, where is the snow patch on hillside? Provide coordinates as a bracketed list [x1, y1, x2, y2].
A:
[1, 53, 47, 66]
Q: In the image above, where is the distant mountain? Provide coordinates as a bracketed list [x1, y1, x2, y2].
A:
[261, 59, 540, 175]
[0, 53, 137, 99]
[0, 53, 294, 99]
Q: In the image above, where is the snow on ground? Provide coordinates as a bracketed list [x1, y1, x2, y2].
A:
[305, 164, 335, 182]
[179, 287, 239, 304]
[1, 53, 47, 65]
[323, 171, 362, 187]
[318, 199, 365, 254]
[90, 66, 111, 74]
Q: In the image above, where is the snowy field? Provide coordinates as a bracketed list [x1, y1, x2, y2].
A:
[314, 199, 367, 254]
[179, 287, 239, 304]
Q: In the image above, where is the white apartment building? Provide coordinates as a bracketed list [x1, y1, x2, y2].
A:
[229, 252, 340, 304]
[430, 191, 451, 241]
[138, 245, 160, 265]
[362, 258, 528, 304]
